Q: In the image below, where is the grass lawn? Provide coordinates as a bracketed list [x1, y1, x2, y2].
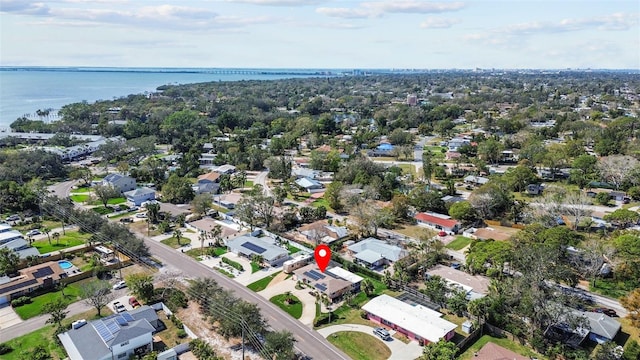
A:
[287, 244, 302, 254]
[71, 187, 92, 193]
[0, 325, 67, 360]
[310, 198, 334, 212]
[154, 310, 190, 352]
[327, 331, 391, 360]
[92, 206, 114, 215]
[619, 317, 640, 346]
[446, 236, 472, 250]
[33, 231, 90, 254]
[270, 293, 303, 319]
[244, 180, 254, 187]
[70, 194, 91, 203]
[247, 271, 281, 292]
[458, 335, 547, 360]
[397, 163, 418, 177]
[107, 197, 126, 205]
[12, 220, 60, 232]
[160, 236, 190, 249]
[14, 283, 82, 319]
[589, 279, 631, 298]
[250, 261, 262, 273]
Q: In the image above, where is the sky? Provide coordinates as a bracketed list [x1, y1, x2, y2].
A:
[1, 0, 639, 69]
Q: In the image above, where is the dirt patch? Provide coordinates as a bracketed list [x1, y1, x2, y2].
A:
[177, 301, 262, 360]
[266, 271, 289, 287]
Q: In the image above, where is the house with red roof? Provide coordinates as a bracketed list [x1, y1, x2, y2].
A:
[415, 212, 461, 234]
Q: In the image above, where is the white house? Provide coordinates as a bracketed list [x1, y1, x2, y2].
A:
[124, 187, 156, 206]
[295, 177, 324, 193]
[226, 235, 289, 266]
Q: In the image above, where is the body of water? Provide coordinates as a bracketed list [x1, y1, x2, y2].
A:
[0, 67, 349, 129]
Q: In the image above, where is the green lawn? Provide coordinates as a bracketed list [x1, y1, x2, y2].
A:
[71, 187, 92, 193]
[160, 236, 190, 249]
[458, 335, 547, 360]
[91, 206, 114, 215]
[107, 197, 126, 205]
[14, 283, 82, 320]
[251, 261, 262, 273]
[311, 198, 334, 212]
[270, 293, 303, 319]
[327, 331, 391, 360]
[287, 244, 302, 254]
[247, 271, 281, 292]
[446, 236, 472, 250]
[244, 180, 254, 187]
[70, 194, 91, 203]
[0, 325, 67, 360]
[33, 231, 90, 254]
[589, 279, 632, 298]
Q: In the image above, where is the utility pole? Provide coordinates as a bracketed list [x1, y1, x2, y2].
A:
[241, 324, 245, 360]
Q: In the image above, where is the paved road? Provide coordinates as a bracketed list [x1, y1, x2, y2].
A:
[138, 233, 349, 360]
[254, 171, 273, 197]
[48, 179, 78, 199]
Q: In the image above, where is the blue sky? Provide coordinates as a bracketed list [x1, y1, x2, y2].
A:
[1, 0, 638, 69]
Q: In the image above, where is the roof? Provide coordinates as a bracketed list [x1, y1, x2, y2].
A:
[415, 212, 460, 229]
[197, 172, 221, 182]
[577, 311, 621, 340]
[474, 342, 528, 360]
[293, 263, 353, 298]
[0, 230, 24, 243]
[473, 227, 513, 241]
[426, 265, 489, 295]
[326, 267, 363, 284]
[354, 249, 385, 264]
[227, 235, 288, 262]
[295, 177, 323, 189]
[124, 187, 155, 197]
[347, 238, 408, 262]
[0, 261, 66, 296]
[464, 175, 490, 184]
[103, 173, 132, 184]
[215, 164, 236, 173]
[362, 295, 457, 343]
[59, 306, 157, 359]
[159, 203, 191, 217]
[0, 223, 12, 232]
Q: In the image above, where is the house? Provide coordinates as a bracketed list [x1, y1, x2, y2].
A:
[102, 173, 136, 193]
[415, 212, 461, 234]
[199, 153, 217, 168]
[426, 265, 489, 300]
[441, 195, 464, 204]
[159, 203, 191, 219]
[295, 177, 324, 193]
[0, 230, 39, 258]
[577, 310, 621, 344]
[293, 263, 362, 302]
[193, 172, 221, 194]
[447, 138, 470, 152]
[226, 235, 289, 266]
[214, 164, 236, 174]
[124, 187, 156, 206]
[464, 175, 490, 186]
[347, 238, 408, 267]
[362, 294, 457, 345]
[58, 306, 160, 360]
[298, 221, 349, 244]
[367, 143, 394, 157]
[283, 253, 314, 274]
[0, 262, 66, 306]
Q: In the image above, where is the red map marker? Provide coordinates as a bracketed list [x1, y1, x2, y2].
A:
[314, 244, 331, 272]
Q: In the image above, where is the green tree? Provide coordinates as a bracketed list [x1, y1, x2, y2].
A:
[262, 330, 296, 359]
[162, 173, 195, 204]
[361, 278, 375, 297]
[126, 273, 155, 304]
[569, 154, 598, 188]
[145, 201, 160, 224]
[80, 280, 114, 316]
[266, 156, 292, 181]
[324, 181, 343, 212]
[502, 165, 538, 192]
[421, 340, 457, 360]
[191, 193, 213, 215]
[448, 201, 476, 223]
[604, 209, 640, 228]
[477, 138, 503, 165]
[93, 184, 120, 208]
[44, 298, 69, 333]
[0, 247, 20, 276]
[595, 192, 611, 206]
[173, 229, 183, 246]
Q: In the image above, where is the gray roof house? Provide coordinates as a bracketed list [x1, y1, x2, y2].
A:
[577, 310, 621, 344]
[0, 230, 39, 258]
[295, 177, 324, 193]
[347, 238, 409, 267]
[226, 235, 289, 266]
[102, 173, 136, 193]
[124, 187, 156, 206]
[58, 306, 159, 360]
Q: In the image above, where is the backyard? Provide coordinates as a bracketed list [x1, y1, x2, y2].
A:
[32, 230, 90, 254]
[327, 331, 391, 360]
[445, 236, 472, 251]
[458, 335, 547, 360]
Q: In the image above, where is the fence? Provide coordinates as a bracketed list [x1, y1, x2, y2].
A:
[484, 322, 528, 345]
[456, 325, 483, 352]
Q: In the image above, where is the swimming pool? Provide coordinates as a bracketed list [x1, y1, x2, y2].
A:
[58, 260, 73, 270]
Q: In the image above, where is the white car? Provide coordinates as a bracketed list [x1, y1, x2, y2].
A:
[113, 301, 126, 313]
[113, 281, 127, 290]
[135, 213, 148, 218]
[26, 229, 41, 236]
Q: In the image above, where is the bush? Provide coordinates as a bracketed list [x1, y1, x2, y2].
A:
[177, 329, 188, 338]
[0, 343, 12, 355]
[313, 312, 333, 327]
[221, 257, 243, 271]
[170, 314, 184, 329]
[11, 296, 31, 307]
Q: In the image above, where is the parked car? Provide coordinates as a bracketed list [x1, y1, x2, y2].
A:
[135, 213, 148, 218]
[113, 281, 127, 290]
[5, 215, 20, 222]
[113, 301, 126, 313]
[119, 217, 133, 223]
[592, 308, 618, 317]
[26, 229, 41, 236]
[373, 327, 391, 341]
[129, 297, 141, 308]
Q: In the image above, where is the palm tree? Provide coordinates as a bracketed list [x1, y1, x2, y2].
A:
[52, 232, 60, 246]
[361, 278, 374, 297]
[210, 225, 223, 247]
[198, 231, 208, 256]
[43, 227, 51, 245]
[173, 229, 183, 246]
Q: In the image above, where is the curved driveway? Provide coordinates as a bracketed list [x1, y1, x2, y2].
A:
[317, 324, 423, 360]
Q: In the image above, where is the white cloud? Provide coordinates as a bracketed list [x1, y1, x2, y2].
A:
[503, 12, 639, 35]
[0, 0, 50, 15]
[317, 1, 464, 19]
[224, 0, 324, 6]
[419, 17, 460, 29]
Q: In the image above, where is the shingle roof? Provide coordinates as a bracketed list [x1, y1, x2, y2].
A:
[414, 212, 459, 228]
[578, 311, 621, 340]
[124, 187, 156, 197]
[227, 235, 288, 262]
[347, 238, 408, 262]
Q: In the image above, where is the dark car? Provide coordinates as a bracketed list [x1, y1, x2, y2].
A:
[129, 297, 141, 308]
[592, 308, 618, 317]
[119, 217, 133, 223]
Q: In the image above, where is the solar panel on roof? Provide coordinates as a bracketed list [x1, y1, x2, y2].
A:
[241, 241, 266, 254]
[309, 270, 325, 279]
[116, 317, 128, 326]
[0, 278, 37, 295]
[104, 319, 120, 333]
[303, 271, 320, 281]
[34, 267, 54, 278]
[93, 321, 114, 342]
[316, 284, 327, 291]
[121, 313, 134, 322]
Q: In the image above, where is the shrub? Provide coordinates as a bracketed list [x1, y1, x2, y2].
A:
[221, 257, 243, 271]
[0, 343, 12, 355]
[170, 314, 184, 329]
[11, 296, 31, 307]
[313, 312, 333, 327]
[177, 329, 188, 338]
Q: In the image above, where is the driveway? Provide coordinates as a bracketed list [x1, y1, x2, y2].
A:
[317, 324, 423, 360]
[258, 277, 317, 326]
[0, 305, 22, 329]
